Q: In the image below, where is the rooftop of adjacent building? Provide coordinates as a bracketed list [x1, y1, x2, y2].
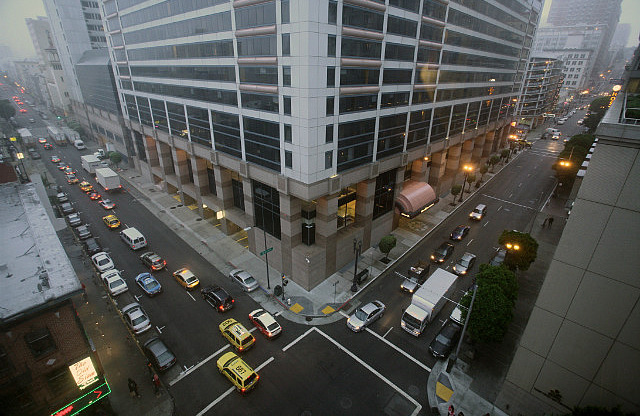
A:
[0, 180, 81, 324]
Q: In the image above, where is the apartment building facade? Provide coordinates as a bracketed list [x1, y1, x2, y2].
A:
[102, 0, 542, 289]
[515, 56, 563, 129]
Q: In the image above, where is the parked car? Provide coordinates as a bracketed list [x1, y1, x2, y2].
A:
[449, 225, 470, 241]
[83, 238, 101, 255]
[202, 285, 234, 312]
[60, 202, 74, 215]
[101, 269, 128, 297]
[429, 320, 462, 359]
[489, 248, 507, 267]
[248, 309, 282, 338]
[140, 251, 167, 271]
[67, 213, 82, 227]
[135, 272, 162, 296]
[121, 302, 152, 335]
[91, 251, 114, 273]
[453, 252, 476, 275]
[229, 269, 259, 292]
[431, 242, 455, 263]
[75, 224, 92, 240]
[143, 337, 176, 372]
[56, 192, 68, 203]
[346, 300, 385, 332]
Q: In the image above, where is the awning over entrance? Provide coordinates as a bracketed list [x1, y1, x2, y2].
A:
[396, 181, 438, 218]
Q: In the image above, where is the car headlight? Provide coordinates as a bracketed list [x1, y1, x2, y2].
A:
[430, 255, 435, 260]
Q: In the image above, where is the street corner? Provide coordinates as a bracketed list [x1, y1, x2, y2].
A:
[436, 371, 454, 404]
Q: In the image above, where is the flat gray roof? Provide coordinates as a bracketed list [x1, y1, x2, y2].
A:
[0, 183, 80, 324]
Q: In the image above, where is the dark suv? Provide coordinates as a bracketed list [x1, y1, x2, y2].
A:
[431, 242, 455, 263]
[201, 285, 234, 312]
[84, 238, 101, 255]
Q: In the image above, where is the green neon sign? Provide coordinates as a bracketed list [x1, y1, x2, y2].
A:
[50, 378, 111, 416]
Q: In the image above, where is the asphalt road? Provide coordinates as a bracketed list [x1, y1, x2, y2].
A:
[7, 78, 587, 415]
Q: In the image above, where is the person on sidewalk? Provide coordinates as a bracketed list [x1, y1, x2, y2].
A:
[548, 216, 554, 228]
[128, 378, 140, 398]
[152, 373, 161, 396]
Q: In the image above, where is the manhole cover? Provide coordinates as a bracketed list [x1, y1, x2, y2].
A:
[305, 316, 313, 322]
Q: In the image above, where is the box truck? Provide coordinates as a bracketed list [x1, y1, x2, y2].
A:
[47, 125, 66, 146]
[81, 155, 103, 173]
[95, 167, 122, 192]
[17, 128, 35, 147]
[401, 268, 457, 336]
[62, 126, 80, 144]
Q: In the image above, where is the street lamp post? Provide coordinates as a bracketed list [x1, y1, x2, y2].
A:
[447, 282, 478, 373]
[458, 164, 473, 203]
[351, 239, 362, 293]
[255, 188, 271, 289]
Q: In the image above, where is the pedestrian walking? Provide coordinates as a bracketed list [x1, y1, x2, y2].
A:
[548, 216, 554, 228]
[128, 377, 140, 398]
[448, 405, 455, 416]
[152, 373, 161, 395]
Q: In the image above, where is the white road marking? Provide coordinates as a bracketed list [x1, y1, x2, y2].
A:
[481, 194, 536, 210]
[314, 328, 423, 415]
[518, 183, 522, 187]
[169, 344, 230, 386]
[466, 239, 474, 246]
[195, 357, 275, 416]
[337, 312, 430, 371]
[497, 206, 502, 211]
[156, 325, 165, 334]
[483, 221, 489, 227]
[339, 310, 349, 318]
[187, 292, 196, 301]
[509, 193, 513, 198]
[282, 327, 315, 352]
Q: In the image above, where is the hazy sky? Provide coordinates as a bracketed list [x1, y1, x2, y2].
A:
[0, 0, 638, 59]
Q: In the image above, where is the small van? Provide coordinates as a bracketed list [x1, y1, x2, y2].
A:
[74, 140, 86, 150]
[120, 227, 147, 250]
[469, 204, 487, 221]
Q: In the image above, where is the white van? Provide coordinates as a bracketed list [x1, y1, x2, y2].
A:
[74, 140, 86, 150]
[469, 204, 487, 221]
[120, 227, 147, 250]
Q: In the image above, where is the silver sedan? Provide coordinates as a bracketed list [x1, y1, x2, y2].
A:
[347, 300, 385, 332]
[229, 269, 259, 292]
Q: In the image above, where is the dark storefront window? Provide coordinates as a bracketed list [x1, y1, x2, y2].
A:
[253, 181, 281, 239]
[232, 178, 245, 211]
[373, 169, 396, 219]
[206, 167, 217, 196]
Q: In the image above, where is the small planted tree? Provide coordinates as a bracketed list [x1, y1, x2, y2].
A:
[450, 184, 462, 205]
[501, 148, 511, 162]
[498, 230, 539, 271]
[378, 235, 397, 262]
[489, 155, 501, 172]
[478, 164, 488, 182]
[466, 174, 476, 190]
[109, 152, 122, 168]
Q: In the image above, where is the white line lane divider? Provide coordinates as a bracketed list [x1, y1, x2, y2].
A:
[314, 328, 423, 416]
[282, 327, 315, 352]
[169, 344, 230, 386]
[481, 193, 536, 210]
[466, 239, 474, 247]
[339, 311, 431, 372]
[187, 292, 196, 302]
[196, 357, 274, 416]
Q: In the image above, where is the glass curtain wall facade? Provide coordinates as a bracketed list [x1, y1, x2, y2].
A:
[103, 0, 542, 287]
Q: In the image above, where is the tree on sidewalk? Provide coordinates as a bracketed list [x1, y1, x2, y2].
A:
[488, 155, 501, 172]
[501, 148, 511, 162]
[450, 184, 462, 205]
[0, 100, 15, 120]
[498, 230, 538, 271]
[466, 173, 476, 191]
[478, 164, 488, 183]
[109, 152, 122, 168]
[378, 235, 397, 262]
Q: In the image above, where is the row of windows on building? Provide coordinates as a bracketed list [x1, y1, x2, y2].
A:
[125, 92, 513, 173]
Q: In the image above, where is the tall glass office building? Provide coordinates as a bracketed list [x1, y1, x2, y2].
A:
[102, 0, 542, 289]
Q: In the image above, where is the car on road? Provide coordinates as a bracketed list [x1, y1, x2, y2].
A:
[88, 191, 101, 200]
[346, 300, 385, 332]
[489, 248, 507, 267]
[57, 162, 67, 170]
[172, 268, 200, 290]
[140, 251, 167, 271]
[38, 137, 47, 144]
[56, 192, 68, 203]
[552, 133, 561, 141]
[219, 318, 255, 352]
[144, 337, 176, 372]
[202, 285, 234, 312]
[135, 272, 162, 296]
[60, 202, 74, 215]
[64, 167, 76, 175]
[121, 302, 152, 335]
[67, 175, 79, 184]
[101, 269, 128, 296]
[75, 224, 92, 240]
[67, 213, 82, 227]
[217, 352, 259, 394]
[79, 181, 93, 192]
[19, 108, 27, 113]
[229, 269, 259, 292]
[28, 149, 41, 160]
[99, 198, 116, 209]
[453, 252, 476, 275]
[43, 143, 53, 150]
[449, 225, 470, 241]
[91, 252, 114, 273]
[50, 155, 61, 163]
[102, 214, 120, 229]
[431, 242, 455, 263]
[469, 204, 487, 221]
[83, 237, 101, 255]
[249, 309, 282, 338]
[429, 320, 462, 359]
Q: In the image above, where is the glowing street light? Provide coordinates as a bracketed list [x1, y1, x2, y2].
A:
[458, 164, 474, 203]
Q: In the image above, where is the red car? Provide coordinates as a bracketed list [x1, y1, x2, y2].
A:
[44, 143, 53, 150]
[88, 192, 101, 200]
[19, 109, 27, 113]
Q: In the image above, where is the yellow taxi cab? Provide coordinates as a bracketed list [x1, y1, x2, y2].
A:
[216, 352, 259, 394]
[219, 318, 255, 352]
[172, 268, 200, 290]
[102, 214, 121, 229]
[79, 181, 93, 192]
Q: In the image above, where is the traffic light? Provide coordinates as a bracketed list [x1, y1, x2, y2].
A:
[281, 274, 288, 286]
